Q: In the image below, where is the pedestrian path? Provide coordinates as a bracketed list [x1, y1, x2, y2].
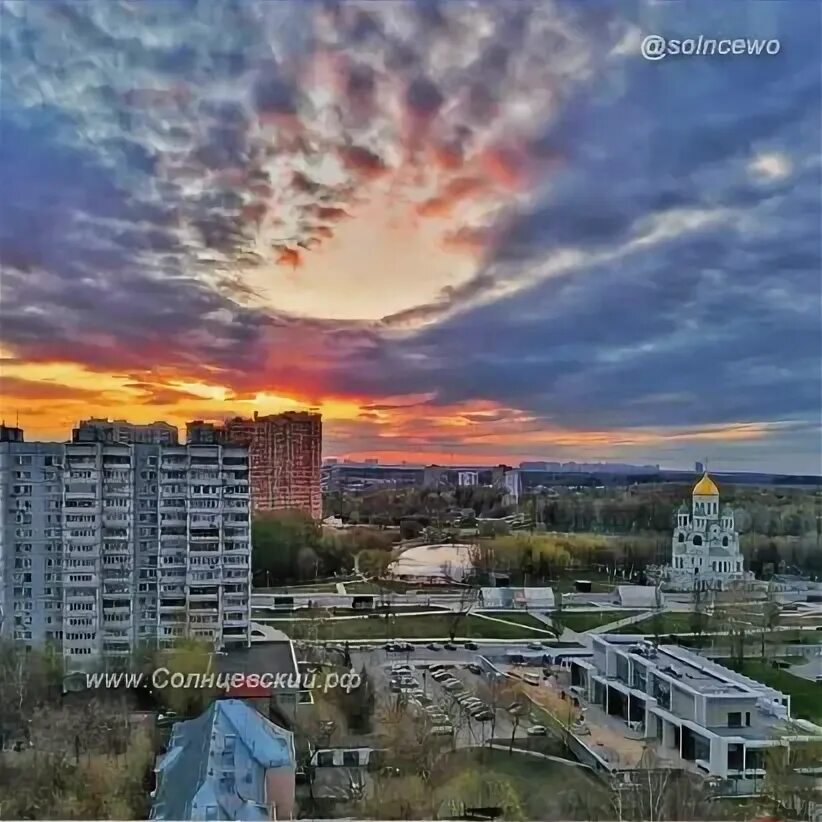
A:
[587, 609, 655, 634]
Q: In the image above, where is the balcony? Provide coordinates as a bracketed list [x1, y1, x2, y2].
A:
[159, 605, 186, 614]
[66, 458, 97, 470]
[187, 575, 222, 586]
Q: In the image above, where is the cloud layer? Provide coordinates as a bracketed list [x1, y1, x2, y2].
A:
[1, 0, 820, 472]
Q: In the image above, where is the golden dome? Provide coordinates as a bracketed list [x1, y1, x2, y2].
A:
[693, 473, 719, 496]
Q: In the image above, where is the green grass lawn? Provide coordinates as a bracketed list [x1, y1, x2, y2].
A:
[476, 611, 554, 630]
[434, 748, 606, 819]
[614, 611, 699, 634]
[272, 613, 550, 640]
[723, 660, 822, 723]
[559, 610, 645, 632]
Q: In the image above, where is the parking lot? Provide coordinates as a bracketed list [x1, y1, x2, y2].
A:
[357, 646, 554, 751]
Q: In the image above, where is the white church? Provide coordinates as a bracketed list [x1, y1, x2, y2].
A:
[661, 473, 753, 591]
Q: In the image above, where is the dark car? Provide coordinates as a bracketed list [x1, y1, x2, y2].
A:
[464, 641, 479, 650]
[466, 663, 482, 675]
[444, 642, 457, 651]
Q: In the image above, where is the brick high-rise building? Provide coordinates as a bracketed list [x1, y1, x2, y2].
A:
[188, 412, 322, 519]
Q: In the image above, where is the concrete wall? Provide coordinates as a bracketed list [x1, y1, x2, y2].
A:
[671, 686, 696, 722]
[704, 696, 758, 728]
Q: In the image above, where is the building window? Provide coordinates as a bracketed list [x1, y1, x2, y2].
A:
[678, 533, 685, 543]
[692, 535, 703, 547]
[728, 712, 742, 728]
[745, 712, 751, 726]
[722, 537, 729, 547]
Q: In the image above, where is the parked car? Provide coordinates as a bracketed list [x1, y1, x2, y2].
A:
[523, 673, 541, 686]
[527, 725, 547, 736]
[431, 725, 454, 735]
[473, 710, 494, 721]
[431, 671, 449, 681]
[528, 642, 543, 651]
[427, 643, 442, 651]
[443, 681, 463, 691]
[444, 642, 457, 651]
[464, 641, 478, 650]
[466, 663, 482, 675]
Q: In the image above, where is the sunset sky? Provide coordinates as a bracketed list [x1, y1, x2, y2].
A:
[1, 0, 820, 472]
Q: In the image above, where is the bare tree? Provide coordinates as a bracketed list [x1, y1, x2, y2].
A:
[763, 741, 822, 821]
[581, 747, 719, 822]
[446, 584, 478, 642]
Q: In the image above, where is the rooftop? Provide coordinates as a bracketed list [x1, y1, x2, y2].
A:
[153, 699, 294, 821]
[598, 635, 783, 698]
[218, 641, 299, 682]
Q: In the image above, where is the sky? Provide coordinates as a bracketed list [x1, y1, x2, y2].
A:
[1, 0, 820, 473]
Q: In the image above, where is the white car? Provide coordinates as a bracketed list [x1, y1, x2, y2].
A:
[527, 725, 547, 736]
[431, 725, 454, 736]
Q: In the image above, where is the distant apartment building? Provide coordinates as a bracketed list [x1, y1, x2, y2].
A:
[0, 424, 24, 443]
[188, 412, 322, 520]
[457, 470, 479, 487]
[73, 417, 178, 445]
[0, 439, 251, 669]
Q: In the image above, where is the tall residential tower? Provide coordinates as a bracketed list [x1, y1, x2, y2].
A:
[188, 412, 322, 519]
[0, 436, 251, 669]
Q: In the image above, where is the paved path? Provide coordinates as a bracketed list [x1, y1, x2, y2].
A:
[486, 743, 592, 768]
[587, 609, 657, 634]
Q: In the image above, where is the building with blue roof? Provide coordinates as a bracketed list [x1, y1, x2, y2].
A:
[151, 699, 295, 821]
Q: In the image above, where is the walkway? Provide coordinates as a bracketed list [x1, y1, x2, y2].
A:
[587, 609, 659, 634]
[485, 743, 592, 769]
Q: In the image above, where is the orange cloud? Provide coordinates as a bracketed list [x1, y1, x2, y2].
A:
[417, 177, 487, 217]
[480, 144, 529, 189]
[338, 145, 388, 179]
[275, 247, 301, 268]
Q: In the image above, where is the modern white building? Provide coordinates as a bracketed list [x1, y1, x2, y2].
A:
[572, 636, 822, 793]
[661, 473, 753, 591]
[0, 438, 251, 670]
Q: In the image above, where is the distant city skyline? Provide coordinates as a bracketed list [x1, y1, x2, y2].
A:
[6, 415, 822, 475]
[1, 1, 819, 474]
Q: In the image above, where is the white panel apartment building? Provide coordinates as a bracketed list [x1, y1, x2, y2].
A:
[0, 437, 251, 669]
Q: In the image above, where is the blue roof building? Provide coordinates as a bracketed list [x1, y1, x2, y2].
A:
[151, 699, 296, 821]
